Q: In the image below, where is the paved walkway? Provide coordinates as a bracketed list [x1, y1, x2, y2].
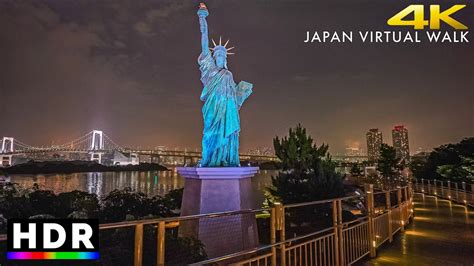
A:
[359, 193, 474, 266]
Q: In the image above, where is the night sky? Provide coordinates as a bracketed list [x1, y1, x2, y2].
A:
[0, 0, 472, 153]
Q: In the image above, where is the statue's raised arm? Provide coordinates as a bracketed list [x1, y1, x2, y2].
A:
[197, 3, 210, 55]
[195, 3, 253, 167]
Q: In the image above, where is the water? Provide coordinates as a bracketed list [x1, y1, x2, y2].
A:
[7, 168, 276, 208]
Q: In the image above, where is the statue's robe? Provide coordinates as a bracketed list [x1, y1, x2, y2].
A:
[198, 52, 252, 167]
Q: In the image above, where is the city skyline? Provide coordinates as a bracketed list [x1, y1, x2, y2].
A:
[0, 124, 435, 156]
[0, 1, 472, 154]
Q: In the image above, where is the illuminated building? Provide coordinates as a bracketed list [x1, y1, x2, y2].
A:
[345, 147, 361, 157]
[248, 147, 274, 156]
[392, 125, 410, 162]
[366, 128, 383, 161]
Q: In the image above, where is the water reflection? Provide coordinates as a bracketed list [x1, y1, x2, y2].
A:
[8, 169, 275, 206]
[87, 173, 103, 197]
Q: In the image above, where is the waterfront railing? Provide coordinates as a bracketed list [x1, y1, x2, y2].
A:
[413, 178, 473, 206]
[0, 184, 414, 265]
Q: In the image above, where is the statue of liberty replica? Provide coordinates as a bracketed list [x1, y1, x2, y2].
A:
[177, 3, 259, 259]
[197, 3, 253, 167]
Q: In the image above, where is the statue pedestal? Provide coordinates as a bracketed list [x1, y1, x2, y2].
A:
[176, 167, 260, 259]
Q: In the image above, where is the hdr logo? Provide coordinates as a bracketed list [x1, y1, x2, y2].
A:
[6, 219, 99, 260]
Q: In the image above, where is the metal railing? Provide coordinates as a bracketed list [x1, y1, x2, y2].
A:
[0, 185, 413, 265]
[414, 178, 473, 206]
[206, 184, 413, 266]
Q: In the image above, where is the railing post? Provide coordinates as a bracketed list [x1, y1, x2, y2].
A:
[454, 182, 459, 202]
[471, 184, 474, 204]
[462, 182, 467, 205]
[134, 224, 144, 266]
[447, 181, 451, 199]
[157, 221, 165, 266]
[408, 182, 413, 199]
[427, 180, 431, 194]
[408, 183, 413, 217]
[270, 206, 277, 266]
[337, 199, 344, 264]
[440, 181, 444, 197]
[415, 178, 418, 191]
[397, 188, 404, 231]
[275, 202, 286, 266]
[365, 184, 376, 258]
[421, 179, 425, 192]
[332, 200, 340, 266]
[434, 179, 437, 195]
[404, 187, 409, 224]
[385, 190, 393, 242]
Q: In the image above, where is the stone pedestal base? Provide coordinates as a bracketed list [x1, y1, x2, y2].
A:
[176, 167, 259, 259]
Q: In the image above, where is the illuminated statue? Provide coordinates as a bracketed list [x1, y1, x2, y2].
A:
[197, 3, 253, 167]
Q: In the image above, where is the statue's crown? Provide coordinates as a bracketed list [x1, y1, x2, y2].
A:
[210, 37, 235, 56]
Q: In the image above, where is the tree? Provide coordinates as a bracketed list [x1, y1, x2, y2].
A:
[162, 188, 184, 214]
[436, 156, 474, 181]
[268, 124, 344, 204]
[409, 156, 427, 180]
[365, 172, 381, 187]
[350, 163, 363, 177]
[377, 144, 403, 189]
[410, 138, 474, 182]
[56, 191, 99, 218]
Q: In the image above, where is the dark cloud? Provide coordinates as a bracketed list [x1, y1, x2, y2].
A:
[0, 0, 472, 153]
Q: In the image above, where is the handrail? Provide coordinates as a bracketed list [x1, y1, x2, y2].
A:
[0, 209, 272, 239]
[284, 194, 360, 209]
[0, 188, 401, 238]
[342, 216, 368, 227]
[414, 178, 473, 207]
[100, 207, 269, 229]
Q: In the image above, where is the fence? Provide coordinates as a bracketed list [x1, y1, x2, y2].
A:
[0, 185, 413, 265]
[413, 178, 474, 207]
[109, 185, 412, 265]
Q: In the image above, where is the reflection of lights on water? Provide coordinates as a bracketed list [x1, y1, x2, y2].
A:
[372, 240, 376, 247]
[86, 173, 103, 198]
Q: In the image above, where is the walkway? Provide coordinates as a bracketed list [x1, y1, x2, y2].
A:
[359, 193, 474, 265]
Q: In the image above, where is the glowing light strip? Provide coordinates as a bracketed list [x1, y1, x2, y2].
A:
[7, 252, 99, 260]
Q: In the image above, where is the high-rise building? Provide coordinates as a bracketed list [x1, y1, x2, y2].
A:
[366, 128, 383, 161]
[392, 125, 410, 162]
